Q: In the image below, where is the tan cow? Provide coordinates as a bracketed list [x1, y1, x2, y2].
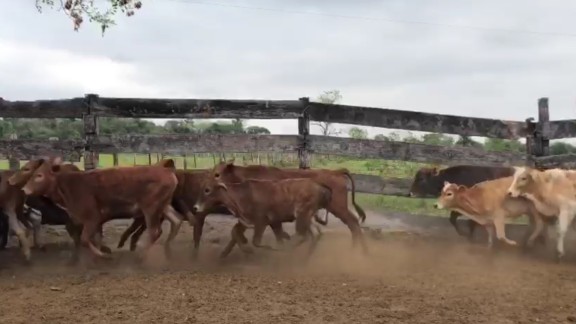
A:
[193, 178, 332, 258]
[507, 167, 576, 260]
[435, 176, 546, 248]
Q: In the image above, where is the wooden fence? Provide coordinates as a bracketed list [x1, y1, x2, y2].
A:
[0, 95, 575, 197]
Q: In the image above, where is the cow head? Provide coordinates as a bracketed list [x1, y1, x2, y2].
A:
[21, 160, 62, 196]
[507, 167, 535, 198]
[434, 181, 466, 209]
[211, 159, 242, 183]
[408, 167, 441, 197]
[192, 180, 230, 214]
[7, 156, 63, 187]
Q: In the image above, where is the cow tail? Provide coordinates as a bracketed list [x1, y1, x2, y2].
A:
[314, 184, 333, 226]
[338, 169, 367, 223]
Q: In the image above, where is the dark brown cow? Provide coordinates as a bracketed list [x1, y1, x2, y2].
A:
[17, 160, 179, 260]
[1, 157, 85, 262]
[193, 178, 332, 258]
[409, 165, 515, 240]
[116, 166, 293, 257]
[7, 158, 118, 261]
[207, 161, 368, 254]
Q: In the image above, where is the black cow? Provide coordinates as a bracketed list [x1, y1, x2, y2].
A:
[408, 165, 514, 240]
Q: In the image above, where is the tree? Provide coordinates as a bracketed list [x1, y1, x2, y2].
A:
[348, 127, 367, 139]
[420, 133, 454, 146]
[312, 90, 342, 136]
[245, 126, 271, 134]
[35, 0, 142, 34]
[550, 142, 576, 155]
[484, 138, 524, 153]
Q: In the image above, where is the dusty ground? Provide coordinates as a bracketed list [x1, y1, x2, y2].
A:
[1, 213, 576, 324]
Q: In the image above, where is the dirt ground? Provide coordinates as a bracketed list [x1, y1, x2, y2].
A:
[1, 214, 576, 324]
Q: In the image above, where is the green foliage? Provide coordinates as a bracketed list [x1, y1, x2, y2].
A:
[35, 0, 143, 35]
[484, 138, 525, 153]
[0, 118, 270, 139]
[550, 142, 576, 155]
[348, 127, 368, 139]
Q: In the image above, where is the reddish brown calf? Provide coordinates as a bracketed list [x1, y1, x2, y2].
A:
[208, 161, 368, 254]
[193, 178, 332, 258]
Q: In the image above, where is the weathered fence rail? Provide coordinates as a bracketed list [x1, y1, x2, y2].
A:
[0, 95, 572, 197]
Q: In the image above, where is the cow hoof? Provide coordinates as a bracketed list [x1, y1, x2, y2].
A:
[100, 246, 113, 254]
[555, 253, 564, 263]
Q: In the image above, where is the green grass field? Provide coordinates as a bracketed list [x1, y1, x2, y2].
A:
[1, 153, 449, 218]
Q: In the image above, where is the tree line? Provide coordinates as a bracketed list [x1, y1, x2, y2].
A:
[348, 127, 575, 155]
[0, 118, 271, 140]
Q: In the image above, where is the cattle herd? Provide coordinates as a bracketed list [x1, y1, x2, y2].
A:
[0, 157, 368, 265]
[0, 157, 575, 268]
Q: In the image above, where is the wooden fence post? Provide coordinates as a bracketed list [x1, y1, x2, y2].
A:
[532, 97, 550, 169]
[8, 157, 19, 170]
[524, 117, 536, 167]
[298, 97, 310, 169]
[113, 153, 119, 166]
[83, 94, 100, 170]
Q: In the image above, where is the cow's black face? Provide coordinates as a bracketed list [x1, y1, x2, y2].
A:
[408, 169, 442, 197]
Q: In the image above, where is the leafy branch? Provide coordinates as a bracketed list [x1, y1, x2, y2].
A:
[35, 0, 142, 35]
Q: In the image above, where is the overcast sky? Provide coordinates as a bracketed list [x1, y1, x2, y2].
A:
[1, 0, 576, 140]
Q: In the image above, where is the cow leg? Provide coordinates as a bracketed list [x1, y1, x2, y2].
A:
[30, 214, 46, 251]
[6, 209, 32, 263]
[80, 220, 111, 260]
[118, 218, 143, 249]
[522, 213, 545, 251]
[129, 223, 146, 251]
[269, 222, 289, 246]
[220, 222, 250, 258]
[328, 201, 368, 255]
[449, 211, 468, 238]
[484, 224, 495, 249]
[555, 208, 575, 261]
[65, 221, 82, 265]
[0, 213, 9, 250]
[192, 213, 207, 259]
[251, 223, 278, 251]
[493, 215, 517, 246]
[163, 205, 184, 259]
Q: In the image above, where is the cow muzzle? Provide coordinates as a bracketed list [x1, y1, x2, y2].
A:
[192, 203, 202, 214]
[22, 186, 32, 195]
[507, 190, 518, 198]
[433, 203, 443, 209]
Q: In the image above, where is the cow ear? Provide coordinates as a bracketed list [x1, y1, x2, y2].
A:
[432, 167, 439, 176]
[457, 185, 466, 191]
[51, 156, 63, 165]
[443, 181, 450, 187]
[51, 164, 61, 173]
[157, 158, 175, 169]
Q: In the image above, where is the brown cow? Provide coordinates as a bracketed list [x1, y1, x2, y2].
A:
[116, 166, 294, 256]
[207, 161, 368, 254]
[18, 160, 179, 260]
[193, 178, 332, 258]
[8, 158, 125, 263]
[1, 157, 89, 262]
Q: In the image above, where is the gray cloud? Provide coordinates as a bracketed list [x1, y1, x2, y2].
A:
[1, 0, 576, 138]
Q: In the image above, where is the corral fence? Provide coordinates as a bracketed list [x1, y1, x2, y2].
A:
[0, 95, 574, 197]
